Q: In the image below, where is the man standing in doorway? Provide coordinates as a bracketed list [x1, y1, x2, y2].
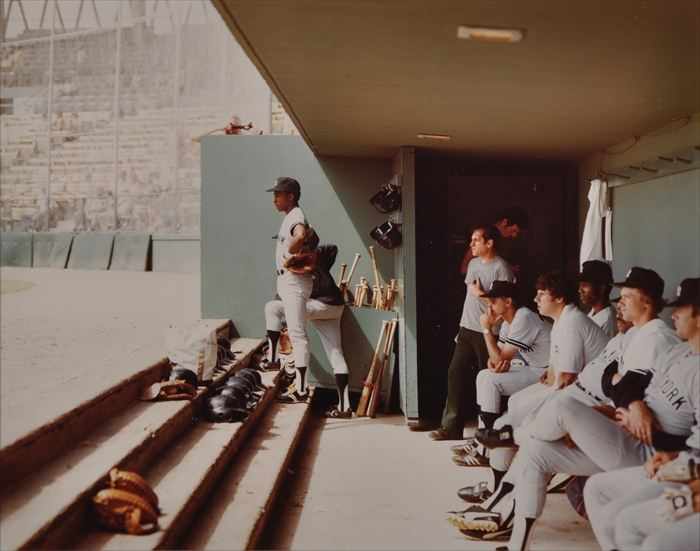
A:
[267, 177, 313, 403]
[430, 225, 515, 441]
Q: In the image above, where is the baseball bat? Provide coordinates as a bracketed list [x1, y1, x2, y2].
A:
[338, 263, 347, 285]
[356, 320, 389, 417]
[368, 319, 397, 417]
[368, 245, 382, 291]
[346, 253, 361, 286]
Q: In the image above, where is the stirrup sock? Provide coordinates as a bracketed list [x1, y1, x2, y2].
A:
[297, 366, 308, 393]
[509, 517, 536, 551]
[335, 373, 349, 410]
[484, 481, 514, 511]
[480, 411, 499, 430]
[492, 468, 506, 489]
[267, 330, 280, 362]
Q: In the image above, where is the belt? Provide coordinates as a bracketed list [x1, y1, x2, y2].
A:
[575, 381, 605, 404]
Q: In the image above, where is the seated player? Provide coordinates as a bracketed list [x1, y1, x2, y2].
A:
[578, 259, 617, 338]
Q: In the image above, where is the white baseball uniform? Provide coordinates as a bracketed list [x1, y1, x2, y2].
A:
[265, 298, 348, 374]
[509, 341, 698, 540]
[589, 304, 617, 338]
[493, 304, 609, 430]
[529, 329, 636, 441]
[274, 206, 312, 368]
[476, 307, 551, 414]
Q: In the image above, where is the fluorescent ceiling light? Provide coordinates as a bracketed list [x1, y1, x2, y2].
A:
[457, 25, 524, 43]
[417, 133, 451, 141]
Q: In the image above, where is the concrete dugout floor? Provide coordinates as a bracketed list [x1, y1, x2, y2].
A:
[270, 415, 597, 550]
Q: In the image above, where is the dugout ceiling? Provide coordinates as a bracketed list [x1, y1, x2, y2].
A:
[213, 0, 699, 160]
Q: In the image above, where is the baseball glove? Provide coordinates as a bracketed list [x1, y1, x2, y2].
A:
[655, 453, 700, 483]
[284, 251, 319, 274]
[140, 380, 197, 401]
[93, 488, 159, 535]
[109, 468, 160, 511]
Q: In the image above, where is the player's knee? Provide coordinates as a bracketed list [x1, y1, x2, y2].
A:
[613, 507, 638, 547]
[583, 471, 606, 510]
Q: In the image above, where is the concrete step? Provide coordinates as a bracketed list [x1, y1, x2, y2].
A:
[0, 331, 263, 549]
[73, 370, 283, 550]
[183, 393, 314, 550]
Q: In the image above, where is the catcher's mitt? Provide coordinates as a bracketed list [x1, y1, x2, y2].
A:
[93, 488, 159, 535]
[109, 469, 160, 511]
[655, 453, 700, 483]
[284, 251, 318, 274]
[140, 380, 197, 401]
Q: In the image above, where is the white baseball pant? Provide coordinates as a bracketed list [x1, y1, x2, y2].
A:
[265, 297, 348, 374]
[476, 365, 546, 414]
[617, 499, 700, 551]
[584, 467, 663, 551]
[515, 395, 651, 519]
[274, 272, 313, 368]
[529, 383, 606, 442]
[494, 382, 555, 430]
[490, 382, 556, 473]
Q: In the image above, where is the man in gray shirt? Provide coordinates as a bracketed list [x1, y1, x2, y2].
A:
[430, 225, 514, 441]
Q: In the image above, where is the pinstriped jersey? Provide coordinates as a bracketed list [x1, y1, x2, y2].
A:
[645, 342, 699, 437]
[619, 318, 680, 377]
[497, 307, 551, 369]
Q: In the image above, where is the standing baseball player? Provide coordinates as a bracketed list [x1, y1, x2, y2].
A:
[578, 259, 617, 338]
[267, 177, 313, 403]
[265, 244, 353, 416]
[430, 225, 514, 441]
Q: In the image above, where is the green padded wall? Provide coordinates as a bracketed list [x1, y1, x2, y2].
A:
[67, 233, 115, 270]
[201, 136, 395, 390]
[0, 232, 33, 267]
[32, 233, 73, 268]
[612, 169, 700, 310]
[110, 233, 151, 271]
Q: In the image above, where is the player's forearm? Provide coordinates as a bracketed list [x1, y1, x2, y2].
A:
[483, 332, 504, 363]
[556, 372, 578, 389]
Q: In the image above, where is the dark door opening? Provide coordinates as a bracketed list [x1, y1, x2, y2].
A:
[414, 151, 578, 422]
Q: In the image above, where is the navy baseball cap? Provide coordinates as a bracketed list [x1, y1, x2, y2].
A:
[667, 278, 700, 308]
[482, 280, 519, 299]
[614, 267, 664, 301]
[266, 177, 300, 194]
[579, 260, 613, 286]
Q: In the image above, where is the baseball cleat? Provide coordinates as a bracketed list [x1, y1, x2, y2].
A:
[277, 385, 309, 404]
[447, 507, 500, 532]
[457, 481, 493, 503]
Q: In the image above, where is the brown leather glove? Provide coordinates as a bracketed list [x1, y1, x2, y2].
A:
[93, 488, 159, 535]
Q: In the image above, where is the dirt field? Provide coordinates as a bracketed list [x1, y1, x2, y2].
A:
[0, 267, 200, 447]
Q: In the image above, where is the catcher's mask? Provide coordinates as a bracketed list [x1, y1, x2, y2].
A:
[370, 182, 401, 214]
[370, 220, 402, 249]
[205, 393, 249, 422]
[236, 369, 264, 390]
[224, 377, 255, 397]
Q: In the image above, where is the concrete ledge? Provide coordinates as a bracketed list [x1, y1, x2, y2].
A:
[1, 338, 263, 549]
[183, 389, 315, 550]
[75, 369, 282, 549]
